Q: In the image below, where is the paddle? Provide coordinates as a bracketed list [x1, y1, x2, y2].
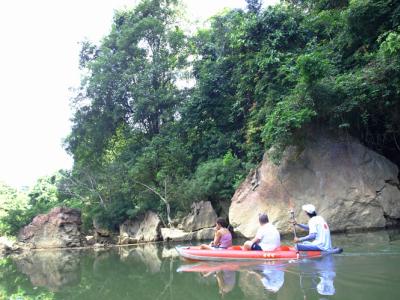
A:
[289, 208, 297, 239]
[289, 208, 300, 256]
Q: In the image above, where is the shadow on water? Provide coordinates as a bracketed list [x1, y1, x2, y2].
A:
[0, 229, 400, 299]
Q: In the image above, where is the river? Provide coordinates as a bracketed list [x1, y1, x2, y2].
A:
[1, 229, 400, 299]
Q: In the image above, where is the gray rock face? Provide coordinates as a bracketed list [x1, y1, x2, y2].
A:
[161, 201, 217, 242]
[18, 207, 82, 248]
[119, 211, 162, 244]
[180, 201, 217, 231]
[229, 133, 400, 238]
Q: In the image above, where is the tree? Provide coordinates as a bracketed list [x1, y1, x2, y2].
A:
[65, 0, 190, 228]
[246, 0, 262, 13]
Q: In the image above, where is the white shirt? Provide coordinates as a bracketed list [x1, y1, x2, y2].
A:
[308, 215, 332, 250]
[255, 223, 281, 251]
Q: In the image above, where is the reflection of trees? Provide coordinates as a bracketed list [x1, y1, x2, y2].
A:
[13, 250, 81, 292]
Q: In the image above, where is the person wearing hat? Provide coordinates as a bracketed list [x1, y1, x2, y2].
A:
[243, 213, 281, 251]
[292, 204, 332, 251]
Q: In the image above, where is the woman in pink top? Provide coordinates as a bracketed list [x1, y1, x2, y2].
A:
[200, 218, 232, 250]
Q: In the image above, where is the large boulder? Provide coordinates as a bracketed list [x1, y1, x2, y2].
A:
[119, 211, 162, 244]
[179, 201, 217, 231]
[18, 207, 82, 249]
[160, 201, 217, 242]
[229, 133, 400, 237]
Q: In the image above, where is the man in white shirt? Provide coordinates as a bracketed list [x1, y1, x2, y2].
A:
[293, 204, 332, 251]
[243, 213, 281, 251]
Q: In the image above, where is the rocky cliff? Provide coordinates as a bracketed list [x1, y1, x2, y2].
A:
[229, 133, 400, 238]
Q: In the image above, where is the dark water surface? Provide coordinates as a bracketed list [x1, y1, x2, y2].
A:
[1, 230, 400, 299]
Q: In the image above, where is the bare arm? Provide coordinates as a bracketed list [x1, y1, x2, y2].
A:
[212, 230, 223, 246]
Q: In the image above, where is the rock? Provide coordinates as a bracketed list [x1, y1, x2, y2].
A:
[180, 201, 217, 231]
[92, 219, 119, 244]
[0, 237, 10, 257]
[18, 207, 82, 249]
[161, 227, 193, 242]
[229, 132, 400, 237]
[93, 243, 107, 248]
[194, 228, 215, 241]
[161, 227, 215, 242]
[85, 235, 95, 246]
[119, 211, 162, 244]
[93, 219, 111, 237]
[160, 202, 218, 242]
[0, 236, 21, 257]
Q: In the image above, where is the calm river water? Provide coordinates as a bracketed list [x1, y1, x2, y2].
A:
[1, 230, 400, 300]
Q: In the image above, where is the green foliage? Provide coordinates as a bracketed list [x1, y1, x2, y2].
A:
[63, 0, 400, 229]
[181, 151, 243, 208]
[4, 0, 399, 233]
[0, 173, 76, 235]
[0, 182, 29, 235]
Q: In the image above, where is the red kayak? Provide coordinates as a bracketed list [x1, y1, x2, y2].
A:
[175, 245, 342, 262]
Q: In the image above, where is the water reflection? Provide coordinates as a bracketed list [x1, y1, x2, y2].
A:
[298, 256, 336, 297]
[13, 250, 81, 292]
[118, 244, 162, 273]
[201, 270, 236, 296]
[258, 264, 285, 293]
[0, 230, 399, 299]
[239, 262, 286, 299]
[178, 260, 287, 297]
[177, 255, 340, 298]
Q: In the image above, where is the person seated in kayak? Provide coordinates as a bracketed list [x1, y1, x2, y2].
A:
[200, 217, 232, 250]
[243, 213, 281, 251]
[292, 204, 332, 251]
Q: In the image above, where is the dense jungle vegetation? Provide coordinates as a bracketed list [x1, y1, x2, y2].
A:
[1, 0, 399, 234]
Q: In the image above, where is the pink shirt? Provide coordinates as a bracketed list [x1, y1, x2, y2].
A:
[219, 232, 232, 248]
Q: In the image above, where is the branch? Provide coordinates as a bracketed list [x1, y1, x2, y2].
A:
[133, 179, 172, 226]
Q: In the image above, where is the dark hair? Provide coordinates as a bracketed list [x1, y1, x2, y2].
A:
[306, 212, 317, 218]
[216, 217, 228, 228]
[259, 213, 269, 224]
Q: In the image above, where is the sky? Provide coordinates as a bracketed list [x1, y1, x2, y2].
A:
[0, 0, 277, 188]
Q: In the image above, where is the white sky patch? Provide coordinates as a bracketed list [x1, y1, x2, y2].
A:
[0, 0, 277, 188]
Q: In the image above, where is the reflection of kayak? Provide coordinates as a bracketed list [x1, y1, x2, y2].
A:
[175, 245, 343, 262]
[177, 260, 283, 273]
